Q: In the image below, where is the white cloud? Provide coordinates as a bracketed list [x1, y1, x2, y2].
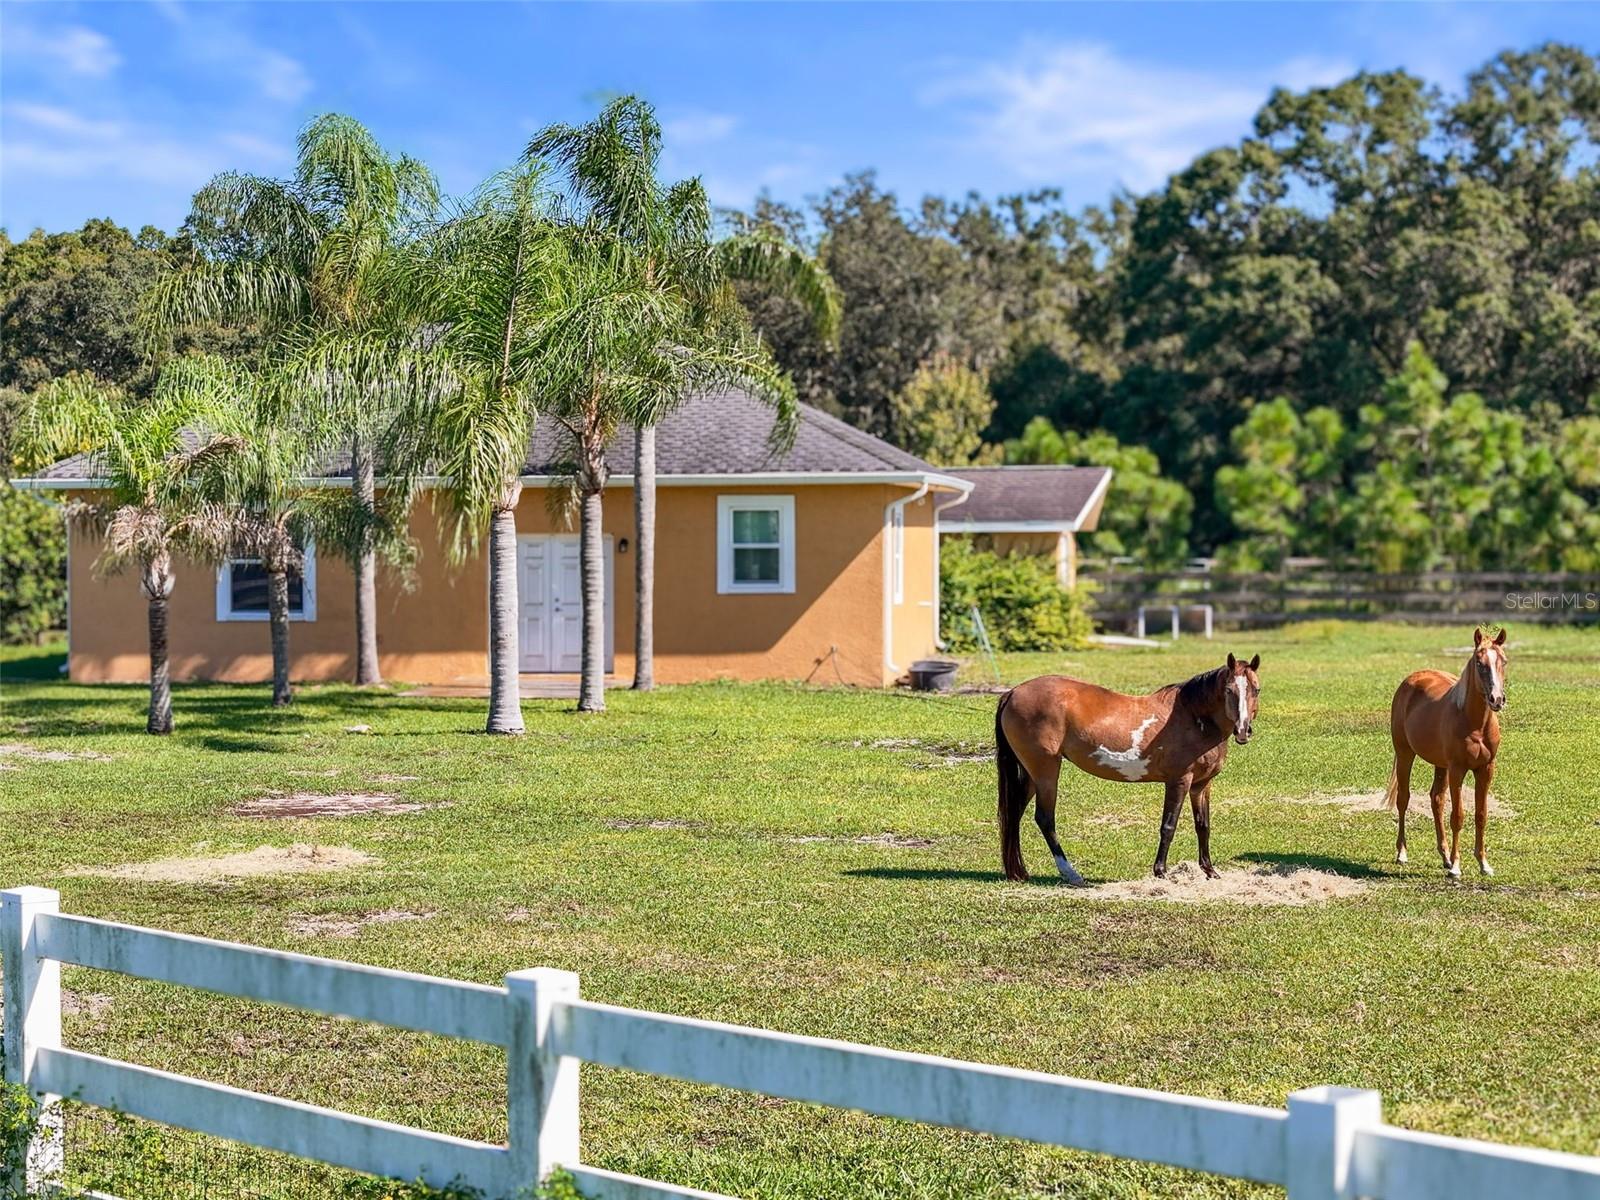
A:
[3, 102, 286, 185]
[3, 21, 121, 77]
[664, 110, 738, 146]
[253, 49, 312, 104]
[922, 40, 1353, 192]
[7, 103, 121, 141]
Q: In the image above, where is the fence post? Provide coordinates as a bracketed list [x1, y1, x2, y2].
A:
[1, 887, 64, 1195]
[1286, 1085, 1383, 1200]
[505, 967, 581, 1194]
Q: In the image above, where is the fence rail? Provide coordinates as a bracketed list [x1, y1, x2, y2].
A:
[6, 888, 1600, 1200]
[1086, 570, 1600, 630]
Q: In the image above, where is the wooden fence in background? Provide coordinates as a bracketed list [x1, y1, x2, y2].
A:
[1085, 570, 1600, 632]
[7, 888, 1600, 1199]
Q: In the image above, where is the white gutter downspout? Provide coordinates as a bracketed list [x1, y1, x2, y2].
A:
[932, 486, 972, 651]
[882, 482, 931, 680]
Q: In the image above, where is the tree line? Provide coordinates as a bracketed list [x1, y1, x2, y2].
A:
[733, 43, 1600, 568]
[7, 102, 837, 733]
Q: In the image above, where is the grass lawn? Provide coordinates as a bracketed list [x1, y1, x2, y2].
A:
[2, 621, 1598, 1198]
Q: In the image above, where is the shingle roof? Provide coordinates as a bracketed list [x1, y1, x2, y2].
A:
[942, 466, 1113, 529]
[21, 388, 941, 483]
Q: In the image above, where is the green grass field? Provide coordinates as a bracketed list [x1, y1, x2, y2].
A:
[2, 621, 1598, 1199]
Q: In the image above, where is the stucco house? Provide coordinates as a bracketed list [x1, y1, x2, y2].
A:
[940, 466, 1113, 588]
[18, 389, 973, 689]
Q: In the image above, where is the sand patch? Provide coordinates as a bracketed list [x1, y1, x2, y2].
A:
[288, 909, 434, 939]
[76, 843, 376, 884]
[63, 991, 114, 1021]
[859, 737, 992, 767]
[1302, 789, 1514, 819]
[232, 792, 428, 819]
[784, 832, 937, 848]
[1063, 862, 1368, 907]
[0, 742, 113, 767]
[1085, 811, 1144, 829]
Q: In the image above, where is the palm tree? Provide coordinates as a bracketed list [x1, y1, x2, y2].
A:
[198, 358, 335, 707]
[143, 113, 438, 687]
[383, 165, 565, 734]
[17, 370, 244, 733]
[528, 98, 839, 691]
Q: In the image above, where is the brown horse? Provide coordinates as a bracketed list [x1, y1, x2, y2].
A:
[995, 654, 1261, 883]
[1386, 627, 1507, 878]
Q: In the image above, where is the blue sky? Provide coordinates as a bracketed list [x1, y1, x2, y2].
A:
[2, 2, 1596, 236]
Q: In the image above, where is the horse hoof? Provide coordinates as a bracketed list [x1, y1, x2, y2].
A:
[1151, 866, 1167, 879]
[1446, 863, 1462, 879]
[1396, 848, 1408, 864]
[1201, 865, 1220, 880]
[1479, 861, 1495, 877]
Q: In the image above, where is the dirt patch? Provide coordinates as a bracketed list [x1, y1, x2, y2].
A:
[1301, 789, 1514, 819]
[854, 832, 937, 849]
[0, 742, 113, 768]
[1085, 811, 1144, 829]
[76, 843, 376, 884]
[288, 909, 434, 939]
[1062, 861, 1368, 907]
[232, 792, 428, 819]
[783, 831, 937, 848]
[859, 737, 992, 767]
[63, 991, 114, 1021]
[370, 773, 421, 783]
[287, 768, 342, 778]
[605, 817, 696, 831]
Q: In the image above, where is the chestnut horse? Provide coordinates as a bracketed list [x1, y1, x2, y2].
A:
[995, 654, 1261, 883]
[1386, 627, 1508, 878]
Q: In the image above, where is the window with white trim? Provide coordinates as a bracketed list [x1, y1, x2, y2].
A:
[717, 495, 795, 594]
[216, 544, 317, 622]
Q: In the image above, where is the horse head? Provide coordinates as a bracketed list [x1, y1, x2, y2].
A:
[1472, 627, 1509, 712]
[1224, 652, 1261, 743]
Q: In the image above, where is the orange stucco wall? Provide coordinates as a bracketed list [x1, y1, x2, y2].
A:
[65, 483, 946, 688]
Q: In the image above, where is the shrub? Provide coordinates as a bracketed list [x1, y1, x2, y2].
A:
[0, 486, 66, 644]
[940, 537, 1094, 652]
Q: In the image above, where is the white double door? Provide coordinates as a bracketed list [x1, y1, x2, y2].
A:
[516, 534, 613, 673]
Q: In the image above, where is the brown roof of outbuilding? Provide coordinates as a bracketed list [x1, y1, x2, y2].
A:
[942, 465, 1113, 530]
[20, 388, 948, 484]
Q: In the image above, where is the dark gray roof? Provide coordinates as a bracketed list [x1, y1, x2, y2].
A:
[943, 465, 1113, 528]
[21, 388, 939, 483]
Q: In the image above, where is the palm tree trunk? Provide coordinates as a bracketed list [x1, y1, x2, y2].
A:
[352, 433, 383, 686]
[631, 423, 655, 691]
[487, 481, 525, 735]
[268, 567, 293, 707]
[578, 486, 606, 713]
[143, 558, 174, 735]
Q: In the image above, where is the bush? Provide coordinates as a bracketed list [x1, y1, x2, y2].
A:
[940, 537, 1094, 652]
[0, 486, 66, 644]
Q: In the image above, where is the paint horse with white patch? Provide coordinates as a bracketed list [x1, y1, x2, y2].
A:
[1385, 627, 1508, 878]
[995, 655, 1261, 883]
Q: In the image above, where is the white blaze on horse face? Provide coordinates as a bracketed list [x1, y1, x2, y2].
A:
[1235, 676, 1249, 721]
[1091, 714, 1159, 781]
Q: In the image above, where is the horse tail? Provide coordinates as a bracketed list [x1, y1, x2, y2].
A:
[1384, 757, 1402, 811]
[995, 692, 1030, 881]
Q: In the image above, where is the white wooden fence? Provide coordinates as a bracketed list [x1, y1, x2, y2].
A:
[4, 887, 1599, 1200]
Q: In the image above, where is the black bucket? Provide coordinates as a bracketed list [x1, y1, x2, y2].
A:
[909, 659, 960, 692]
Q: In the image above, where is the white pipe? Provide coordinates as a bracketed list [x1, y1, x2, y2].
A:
[882, 482, 931, 679]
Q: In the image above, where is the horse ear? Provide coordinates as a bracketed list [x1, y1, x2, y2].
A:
[1249, 654, 1261, 671]
[1473, 627, 1484, 647]
[1226, 652, 1237, 671]
[1494, 627, 1507, 646]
